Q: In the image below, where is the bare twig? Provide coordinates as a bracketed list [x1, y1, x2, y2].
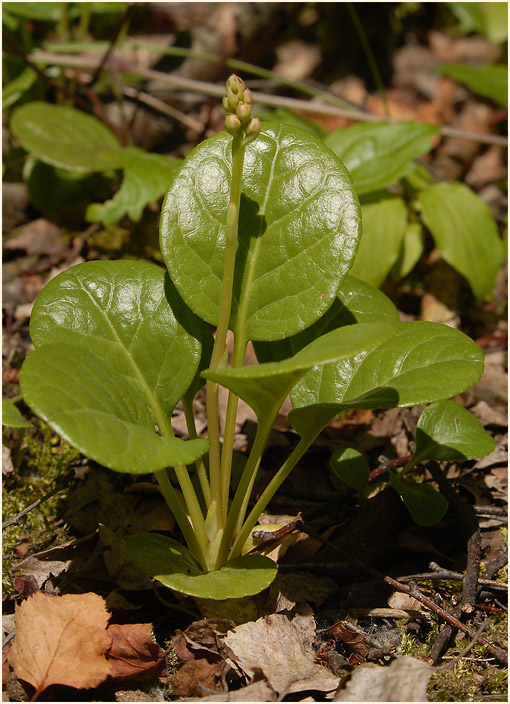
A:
[384, 576, 507, 664]
[121, 85, 203, 131]
[88, 4, 136, 88]
[397, 569, 507, 592]
[28, 51, 509, 147]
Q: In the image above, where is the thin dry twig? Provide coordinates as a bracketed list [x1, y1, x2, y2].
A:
[28, 50, 509, 147]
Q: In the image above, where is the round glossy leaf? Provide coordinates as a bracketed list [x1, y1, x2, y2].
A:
[413, 400, 496, 464]
[21, 260, 210, 473]
[127, 533, 277, 599]
[161, 123, 361, 341]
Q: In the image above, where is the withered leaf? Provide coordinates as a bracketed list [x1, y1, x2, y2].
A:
[107, 623, 165, 682]
[9, 592, 111, 697]
[171, 657, 230, 698]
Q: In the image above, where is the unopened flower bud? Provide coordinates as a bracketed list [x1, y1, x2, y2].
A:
[236, 101, 252, 123]
[243, 117, 261, 144]
[226, 74, 245, 99]
[225, 84, 239, 112]
[242, 88, 253, 104]
[225, 113, 241, 134]
[222, 95, 230, 114]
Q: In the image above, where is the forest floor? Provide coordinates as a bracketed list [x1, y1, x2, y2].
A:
[2, 3, 508, 702]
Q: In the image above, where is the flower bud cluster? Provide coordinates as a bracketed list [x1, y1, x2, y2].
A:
[223, 74, 260, 143]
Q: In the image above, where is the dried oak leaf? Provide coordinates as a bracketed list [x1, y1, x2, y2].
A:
[9, 592, 111, 697]
[107, 623, 166, 682]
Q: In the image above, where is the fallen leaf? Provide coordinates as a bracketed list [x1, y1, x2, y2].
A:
[107, 623, 165, 682]
[3, 218, 67, 258]
[333, 655, 433, 702]
[171, 657, 230, 698]
[188, 679, 278, 701]
[9, 592, 111, 697]
[224, 613, 340, 699]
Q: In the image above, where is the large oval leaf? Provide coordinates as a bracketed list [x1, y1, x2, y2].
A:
[11, 102, 122, 172]
[127, 533, 277, 599]
[160, 123, 361, 342]
[419, 183, 503, 300]
[20, 261, 209, 473]
[412, 400, 496, 464]
[291, 321, 484, 411]
[324, 121, 439, 194]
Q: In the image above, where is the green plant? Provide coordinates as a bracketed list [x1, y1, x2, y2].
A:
[19, 76, 495, 600]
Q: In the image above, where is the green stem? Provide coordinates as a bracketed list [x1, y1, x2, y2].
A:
[215, 415, 274, 568]
[205, 132, 246, 524]
[219, 336, 247, 509]
[396, 457, 417, 479]
[182, 394, 211, 506]
[230, 434, 317, 559]
[154, 469, 208, 570]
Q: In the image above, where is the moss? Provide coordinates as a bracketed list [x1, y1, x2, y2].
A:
[2, 421, 80, 593]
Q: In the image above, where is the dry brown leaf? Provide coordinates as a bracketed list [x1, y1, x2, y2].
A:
[333, 656, 433, 702]
[107, 623, 165, 683]
[9, 592, 111, 698]
[224, 613, 339, 699]
[171, 657, 230, 698]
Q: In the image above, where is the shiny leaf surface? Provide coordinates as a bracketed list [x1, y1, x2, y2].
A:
[389, 470, 448, 526]
[254, 274, 400, 364]
[161, 123, 361, 341]
[20, 261, 209, 473]
[330, 447, 369, 497]
[291, 321, 484, 411]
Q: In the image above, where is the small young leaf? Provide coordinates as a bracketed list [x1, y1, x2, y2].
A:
[419, 183, 503, 300]
[21, 260, 210, 473]
[203, 322, 399, 420]
[412, 400, 496, 465]
[86, 148, 181, 225]
[330, 447, 369, 497]
[324, 121, 439, 194]
[349, 195, 408, 287]
[389, 470, 448, 526]
[2, 66, 37, 110]
[127, 533, 277, 599]
[254, 274, 400, 363]
[11, 102, 122, 172]
[291, 321, 483, 410]
[438, 63, 508, 107]
[161, 123, 361, 341]
[2, 399, 32, 428]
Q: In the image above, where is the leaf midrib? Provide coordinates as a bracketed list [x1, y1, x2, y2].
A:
[79, 279, 172, 434]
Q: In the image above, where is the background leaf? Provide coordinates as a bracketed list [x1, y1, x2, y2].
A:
[11, 102, 122, 172]
[412, 400, 496, 464]
[419, 183, 504, 299]
[324, 121, 439, 194]
[20, 260, 209, 473]
[391, 223, 424, 281]
[438, 63, 508, 106]
[2, 399, 32, 428]
[161, 123, 361, 341]
[389, 470, 448, 526]
[86, 148, 181, 225]
[349, 195, 408, 286]
[127, 533, 277, 599]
